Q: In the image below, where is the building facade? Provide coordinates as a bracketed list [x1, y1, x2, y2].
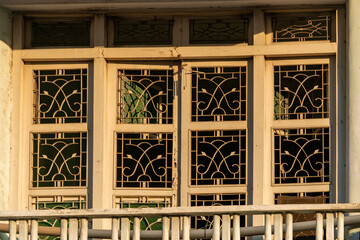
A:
[0, 0, 358, 233]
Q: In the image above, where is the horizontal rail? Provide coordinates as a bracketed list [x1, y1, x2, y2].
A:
[1, 214, 360, 239]
[1, 204, 360, 220]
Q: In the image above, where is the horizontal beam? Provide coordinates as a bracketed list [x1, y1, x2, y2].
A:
[0, 214, 359, 238]
[18, 43, 337, 62]
[0, 204, 359, 220]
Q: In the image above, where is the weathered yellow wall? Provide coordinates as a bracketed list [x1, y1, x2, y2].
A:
[0, 7, 11, 210]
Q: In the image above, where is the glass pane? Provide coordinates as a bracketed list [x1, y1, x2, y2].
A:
[33, 69, 87, 124]
[191, 194, 246, 231]
[275, 192, 329, 239]
[32, 196, 86, 240]
[31, 21, 90, 47]
[114, 20, 173, 45]
[118, 69, 173, 124]
[115, 196, 171, 230]
[274, 128, 330, 184]
[32, 132, 87, 188]
[116, 133, 173, 188]
[274, 64, 329, 120]
[272, 15, 330, 42]
[192, 66, 246, 122]
[191, 130, 246, 186]
[190, 18, 249, 44]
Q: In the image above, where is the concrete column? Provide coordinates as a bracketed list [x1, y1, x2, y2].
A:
[0, 7, 12, 211]
[348, 0, 360, 204]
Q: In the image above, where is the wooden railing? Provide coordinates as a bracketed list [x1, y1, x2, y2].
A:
[1, 204, 360, 240]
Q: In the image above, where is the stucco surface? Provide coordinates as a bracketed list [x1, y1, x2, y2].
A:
[0, 7, 11, 210]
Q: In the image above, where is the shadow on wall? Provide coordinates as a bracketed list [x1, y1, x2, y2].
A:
[0, 7, 11, 47]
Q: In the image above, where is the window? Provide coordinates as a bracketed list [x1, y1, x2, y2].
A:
[12, 9, 344, 231]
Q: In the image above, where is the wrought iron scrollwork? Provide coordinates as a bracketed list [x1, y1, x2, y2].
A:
[116, 197, 171, 230]
[274, 64, 329, 120]
[116, 133, 173, 188]
[118, 69, 173, 124]
[274, 128, 330, 184]
[272, 15, 330, 42]
[191, 130, 246, 186]
[192, 67, 246, 122]
[34, 69, 87, 124]
[114, 20, 173, 46]
[33, 196, 86, 240]
[191, 194, 246, 231]
[190, 18, 249, 44]
[32, 132, 87, 188]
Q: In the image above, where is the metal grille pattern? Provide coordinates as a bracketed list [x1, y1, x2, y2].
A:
[190, 18, 249, 44]
[31, 21, 90, 47]
[191, 130, 246, 186]
[32, 132, 87, 188]
[272, 15, 330, 42]
[32, 196, 86, 240]
[274, 128, 329, 184]
[118, 69, 173, 124]
[33, 69, 87, 124]
[275, 192, 329, 239]
[191, 194, 246, 230]
[115, 196, 171, 230]
[192, 67, 246, 122]
[114, 20, 173, 45]
[274, 64, 329, 120]
[116, 133, 173, 188]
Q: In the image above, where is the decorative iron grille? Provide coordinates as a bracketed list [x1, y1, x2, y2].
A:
[115, 196, 171, 230]
[116, 133, 173, 188]
[275, 192, 329, 239]
[191, 130, 246, 186]
[32, 132, 87, 188]
[189, 18, 249, 44]
[32, 196, 86, 240]
[274, 64, 329, 120]
[191, 194, 246, 231]
[118, 69, 174, 124]
[114, 20, 173, 46]
[273, 128, 330, 184]
[31, 21, 90, 47]
[272, 15, 330, 42]
[191, 67, 247, 122]
[33, 69, 88, 124]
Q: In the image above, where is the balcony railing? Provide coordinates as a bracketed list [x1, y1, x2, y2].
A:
[1, 204, 360, 240]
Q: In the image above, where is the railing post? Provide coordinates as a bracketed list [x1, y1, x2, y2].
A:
[182, 217, 190, 240]
[162, 217, 170, 240]
[61, 219, 68, 240]
[213, 215, 220, 240]
[112, 218, 119, 240]
[285, 213, 293, 240]
[265, 214, 272, 240]
[274, 214, 283, 240]
[222, 215, 231, 240]
[171, 217, 180, 240]
[337, 212, 344, 240]
[19, 220, 28, 240]
[9, 220, 17, 240]
[233, 215, 241, 240]
[133, 217, 140, 240]
[326, 213, 334, 240]
[80, 219, 88, 240]
[316, 213, 324, 240]
[69, 218, 78, 240]
[121, 218, 130, 240]
[30, 220, 38, 240]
